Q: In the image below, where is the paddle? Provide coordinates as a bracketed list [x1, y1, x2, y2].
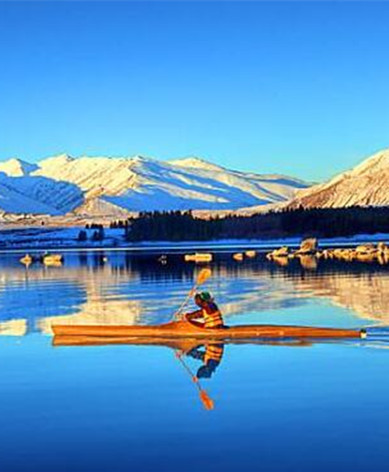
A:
[173, 268, 212, 320]
[173, 267, 215, 410]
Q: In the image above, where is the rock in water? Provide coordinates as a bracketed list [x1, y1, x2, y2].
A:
[298, 238, 318, 254]
[355, 244, 375, 255]
[266, 246, 289, 259]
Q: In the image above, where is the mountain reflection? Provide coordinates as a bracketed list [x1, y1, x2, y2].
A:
[1, 251, 389, 336]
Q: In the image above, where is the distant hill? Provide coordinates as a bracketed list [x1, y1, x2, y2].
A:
[288, 148, 389, 209]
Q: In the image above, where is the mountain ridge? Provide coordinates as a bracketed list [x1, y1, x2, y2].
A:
[288, 148, 389, 209]
[0, 153, 308, 219]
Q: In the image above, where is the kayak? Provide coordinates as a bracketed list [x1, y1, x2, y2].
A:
[52, 320, 364, 340]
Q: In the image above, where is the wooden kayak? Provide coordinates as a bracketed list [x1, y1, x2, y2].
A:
[52, 320, 364, 340]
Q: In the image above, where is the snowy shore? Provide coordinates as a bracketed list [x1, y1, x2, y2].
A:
[0, 226, 389, 252]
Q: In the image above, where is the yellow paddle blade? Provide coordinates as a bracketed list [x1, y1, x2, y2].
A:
[196, 268, 212, 286]
[199, 389, 214, 410]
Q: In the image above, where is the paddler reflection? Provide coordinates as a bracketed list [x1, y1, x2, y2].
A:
[184, 342, 224, 379]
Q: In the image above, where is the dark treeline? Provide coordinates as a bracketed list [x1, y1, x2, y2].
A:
[109, 220, 130, 229]
[85, 223, 104, 230]
[123, 207, 389, 241]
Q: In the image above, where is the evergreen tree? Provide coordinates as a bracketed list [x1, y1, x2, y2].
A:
[77, 230, 87, 242]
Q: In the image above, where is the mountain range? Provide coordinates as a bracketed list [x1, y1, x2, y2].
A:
[0, 154, 307, 219]
[0, 147, 388, 222]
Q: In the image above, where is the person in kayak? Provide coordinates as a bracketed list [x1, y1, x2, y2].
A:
[185, 291, 225, 329]
[185, 343, 224, 379]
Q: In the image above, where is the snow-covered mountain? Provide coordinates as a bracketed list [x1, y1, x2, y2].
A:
[288, 148, 389, 209]
[0, 154, 308, 218]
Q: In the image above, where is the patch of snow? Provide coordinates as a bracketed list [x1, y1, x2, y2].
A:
[0, 158, 39, 176]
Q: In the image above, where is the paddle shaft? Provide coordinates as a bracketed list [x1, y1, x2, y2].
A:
[173, 269, 211, 320]
[175, 352, 200, 388]
[173, 285, 199, 320]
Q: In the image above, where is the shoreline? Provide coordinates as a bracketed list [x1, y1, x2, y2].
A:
[0, 226, 389, 253]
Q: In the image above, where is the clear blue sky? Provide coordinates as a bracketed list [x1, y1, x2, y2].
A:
[0, 1, 388, 182]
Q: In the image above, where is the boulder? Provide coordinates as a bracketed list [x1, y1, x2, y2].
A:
[267, 246, 289, 259]
[355, 244, 375, 255]
[296, 238, 318, 255]
[233, 253, 244, 261]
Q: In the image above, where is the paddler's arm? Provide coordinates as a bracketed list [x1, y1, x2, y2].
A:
[184, 309, 202, 321]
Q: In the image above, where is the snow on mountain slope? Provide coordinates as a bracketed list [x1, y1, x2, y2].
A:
[0, 158, 38, 177]
[33, 154, 308, 213]
[0, 172, 83, 215]
[0, 154, 308, 217]
[169, 157, 226, 172]
[74, 197, 135, 218]
[94, 156, 307, 212]
[35, 154, 139, 198]
[0, 178, 56, 215]
[288, 148, 389, 209]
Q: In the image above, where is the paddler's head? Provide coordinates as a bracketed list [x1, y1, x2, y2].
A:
[194, 291, 213, 307]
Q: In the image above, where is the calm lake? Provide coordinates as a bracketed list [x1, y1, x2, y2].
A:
[1, 249, 389, 472]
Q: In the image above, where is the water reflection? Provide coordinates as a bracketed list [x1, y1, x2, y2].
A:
[53, 334, 316, 411]
[1, 251, 389, 336]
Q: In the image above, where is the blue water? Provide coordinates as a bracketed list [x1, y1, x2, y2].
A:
[1, 251, 389, 472]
